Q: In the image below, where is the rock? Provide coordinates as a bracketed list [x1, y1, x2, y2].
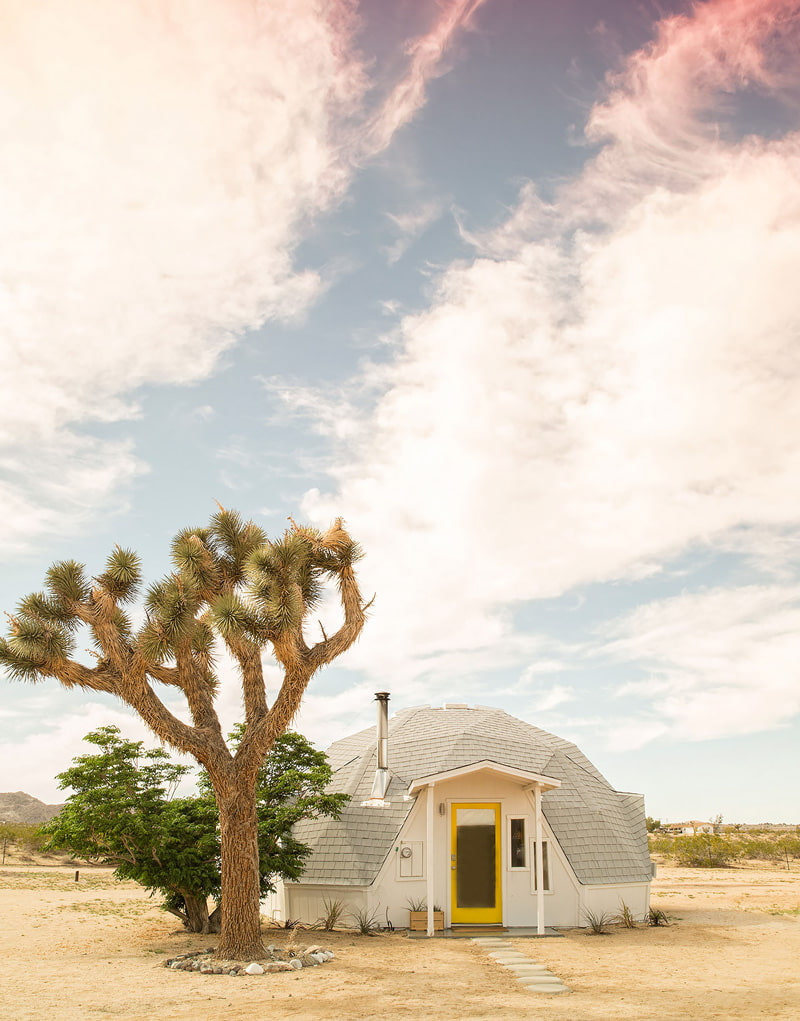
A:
[289, 959, 303, 970]
[310, 953, 326, 965]
[228, 969, 240, 976]
[265, 962, 293, 973]
[244, 962, 265, 975]
[169, 961, 182, 970]
[199, 963, 214, 974]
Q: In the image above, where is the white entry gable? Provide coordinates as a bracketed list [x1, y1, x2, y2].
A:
[407, 759, 561, 795]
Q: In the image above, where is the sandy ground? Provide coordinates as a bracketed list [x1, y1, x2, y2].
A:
[1, 858, 798, 1020]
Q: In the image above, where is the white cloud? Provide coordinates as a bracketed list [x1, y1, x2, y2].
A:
[1, 0, 366, 553]
[0, 699, 171, 802]
[298, 0, 800, 703]
[0, 436, 145, 556]
[522, 683, 576, 714]
[384, 200, 445, 263]
[602, 584, 800, 742]
[1, 0, 489, 555]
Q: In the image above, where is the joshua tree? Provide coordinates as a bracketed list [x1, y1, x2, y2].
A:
[0, 508, 367, 960]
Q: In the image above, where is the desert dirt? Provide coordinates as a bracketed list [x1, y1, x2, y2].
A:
[1, 857, 798, 1021]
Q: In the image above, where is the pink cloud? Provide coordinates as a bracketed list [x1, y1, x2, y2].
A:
[364, 0, 490, 155]
[573, 0, 800, 217]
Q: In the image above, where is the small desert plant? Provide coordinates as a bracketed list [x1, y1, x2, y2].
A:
[647, 906, 670, 926]
[351, 906, 381, 935]
[584, 908, 613, 934]
[615, 900, 637, 928]
[406, 898, 442, 912]
[319, 897, 345, 931]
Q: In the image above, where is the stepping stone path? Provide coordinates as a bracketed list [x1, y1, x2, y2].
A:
[471, 938, 569, 994]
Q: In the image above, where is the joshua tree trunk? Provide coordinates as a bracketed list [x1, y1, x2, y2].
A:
[215, 779, 264, 960]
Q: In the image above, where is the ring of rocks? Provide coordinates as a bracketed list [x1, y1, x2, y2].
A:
[164, 944, 335, 976]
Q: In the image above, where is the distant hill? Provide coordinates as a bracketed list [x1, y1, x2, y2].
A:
[0, 791, 63, 825]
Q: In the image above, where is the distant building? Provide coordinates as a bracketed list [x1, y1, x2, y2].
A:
[665, 820, 715, 835]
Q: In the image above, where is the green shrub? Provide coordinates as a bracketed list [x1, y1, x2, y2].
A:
[672, 834, 742, 868]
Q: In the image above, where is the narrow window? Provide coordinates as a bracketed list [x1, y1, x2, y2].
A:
[509, 817, 527, 869]
[531, 841, 550, 891]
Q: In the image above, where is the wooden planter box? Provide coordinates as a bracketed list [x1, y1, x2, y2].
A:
[409, 910, 444, 931]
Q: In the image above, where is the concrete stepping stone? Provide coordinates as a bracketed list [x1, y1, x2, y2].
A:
[470, 938, 569, 995]
[505, 964, 552, 974]
[519, 981, 568, 994]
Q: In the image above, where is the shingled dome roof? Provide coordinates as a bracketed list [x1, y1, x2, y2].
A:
[292, 704, 651, 887]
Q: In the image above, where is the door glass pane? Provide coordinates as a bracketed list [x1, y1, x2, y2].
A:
[456, 807, 496, 908]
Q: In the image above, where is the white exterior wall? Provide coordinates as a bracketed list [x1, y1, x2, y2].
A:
[275, 883, 370, 929]
[581, 882, 651, 923]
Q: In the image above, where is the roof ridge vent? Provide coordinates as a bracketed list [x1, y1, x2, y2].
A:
[444, 703, 469, 709]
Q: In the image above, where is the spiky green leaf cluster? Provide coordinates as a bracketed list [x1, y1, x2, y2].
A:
[170, 529, 221, 598]
[246, 532, 326, 635]
[96, 546, 142, 602]
[208, 592, 268, 643]
[0, 562, 87, 682]
[172, 510, 267, 593]
[0, 636, 45, 681]
[0, 587, 79, 680]
[45, 560, 90, 604]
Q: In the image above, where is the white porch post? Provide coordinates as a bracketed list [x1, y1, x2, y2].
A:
[426, 783, 436, 937]
[534, 784, 544, 935]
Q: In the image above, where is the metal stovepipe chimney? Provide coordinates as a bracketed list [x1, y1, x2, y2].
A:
[361, 692, 390, 807]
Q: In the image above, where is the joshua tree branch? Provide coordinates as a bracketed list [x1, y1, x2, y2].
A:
[48, 658, 125, 697]
[175, 643, 224, 738]
[224, 636, 268, 728]
[306, 566, 366, 672]
[123, 676, 220, 766]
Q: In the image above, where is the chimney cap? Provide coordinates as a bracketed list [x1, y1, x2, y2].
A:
[374, 691, 390, 700]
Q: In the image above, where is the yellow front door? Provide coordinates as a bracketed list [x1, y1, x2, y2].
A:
[450, 803, 502, 924]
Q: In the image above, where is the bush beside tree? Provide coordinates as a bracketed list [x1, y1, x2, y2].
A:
[43, 725, 347, 933]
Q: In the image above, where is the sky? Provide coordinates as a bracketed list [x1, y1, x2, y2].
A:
[2, 0, 800, 824]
